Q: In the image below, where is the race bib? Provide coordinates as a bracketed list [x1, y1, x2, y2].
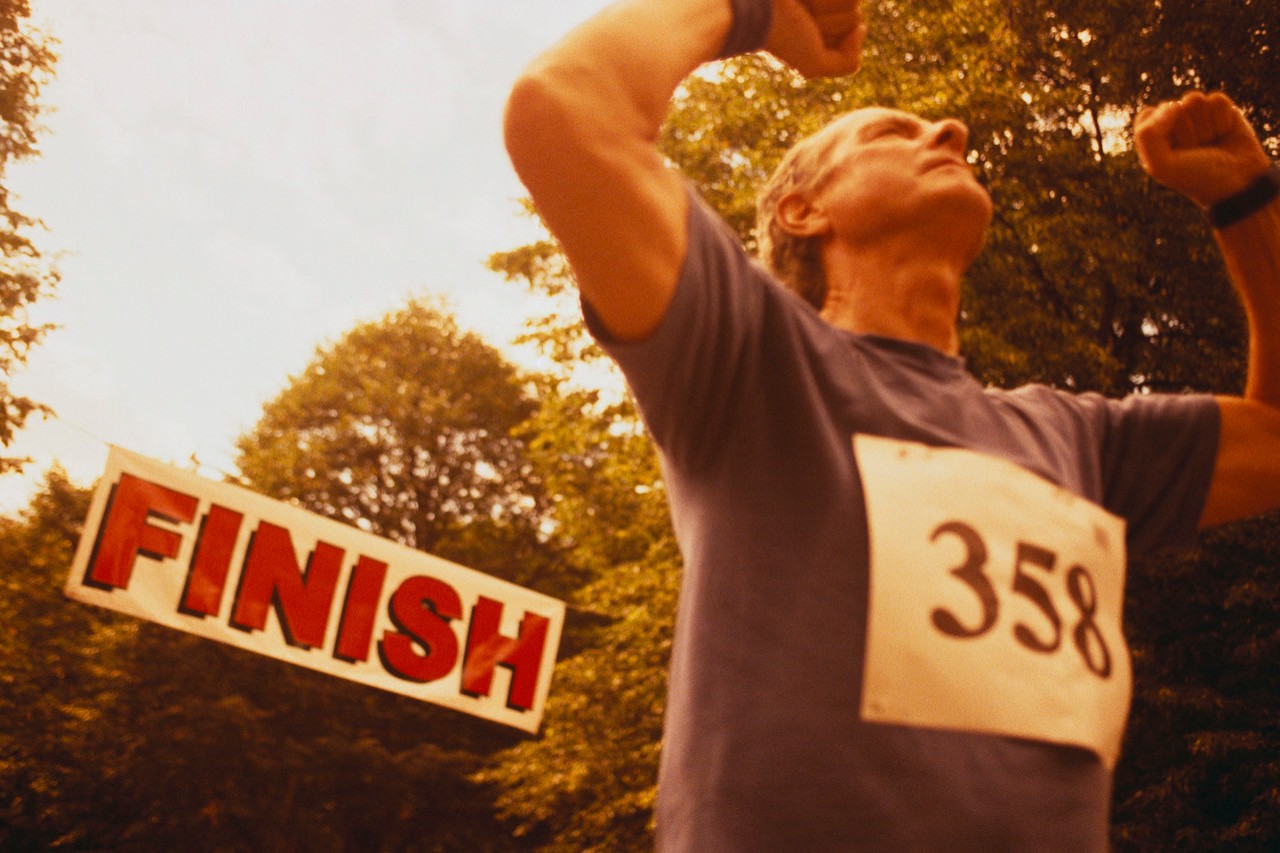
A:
[854, 434, 1132, 768]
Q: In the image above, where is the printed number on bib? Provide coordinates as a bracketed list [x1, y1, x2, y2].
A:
[853, 434, 1133, 768]
[929, 522, 1113, 679]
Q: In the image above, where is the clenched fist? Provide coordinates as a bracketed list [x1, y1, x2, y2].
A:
[1135, 91, 1272, 209]
[767, 0, 866, 78]
[802, 0, 864, 47]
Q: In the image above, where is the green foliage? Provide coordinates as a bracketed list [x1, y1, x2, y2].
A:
[2, 300, 592, 849]
[220, 296, 604, 845]
[235, 297, 574, 598]
[478, 548, 678, 851]
[1117, 519, 1280, 851]
[485, 396, 674, 847]
[481, 234, 678, 848]
[0, 467, 136, 849]
[0, 468, 539, 850]
[0, 0, 58, 475]
[78, 627, 533, 851]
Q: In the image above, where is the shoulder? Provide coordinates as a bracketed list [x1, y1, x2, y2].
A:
[994, 384, 1215, 425]
[589, 186, 819, 356]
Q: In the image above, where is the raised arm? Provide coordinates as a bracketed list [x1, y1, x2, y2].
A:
[503, 0, 865, 342]
[1134, 91, 1280, 527]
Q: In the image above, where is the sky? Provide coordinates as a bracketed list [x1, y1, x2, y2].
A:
[1, 0, 614, 512]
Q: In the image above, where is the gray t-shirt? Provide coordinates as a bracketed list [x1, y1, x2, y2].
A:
[586, 191, 1220, 852]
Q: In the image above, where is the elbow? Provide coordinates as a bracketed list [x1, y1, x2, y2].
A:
[504, 56, 632, 199]
[503, 67, 575, 189]
[502, 72, 545, 174]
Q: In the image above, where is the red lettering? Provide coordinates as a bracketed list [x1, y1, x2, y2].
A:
[179, 504, 244, 617]
[230, 522, 343, 650]
[333, 556, 388, 663]
[85, 474, 198, 590]
[461, 597, 550, 712]
[378, 576, 461, 683]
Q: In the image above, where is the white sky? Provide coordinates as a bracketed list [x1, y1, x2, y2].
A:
[2, 0, 613, 512]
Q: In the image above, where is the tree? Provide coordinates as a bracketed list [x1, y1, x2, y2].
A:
[0, 0, 57, 475]
[3, 300, 594, 850]
[0, 467, 536, 851]
[1114, 515, 1280, 852]
[235, 296, 575, 598]
[0, 467, 138, 849]
[477, 243, 677, 850]
[214, 296, 589, 847]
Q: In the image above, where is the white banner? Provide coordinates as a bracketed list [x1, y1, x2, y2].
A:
[66, 446, 565, 733]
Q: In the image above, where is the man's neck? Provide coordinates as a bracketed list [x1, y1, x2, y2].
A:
[818, 239, 964, 356]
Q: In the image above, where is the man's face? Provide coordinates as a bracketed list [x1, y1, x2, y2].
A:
[808, 107, 993, 255]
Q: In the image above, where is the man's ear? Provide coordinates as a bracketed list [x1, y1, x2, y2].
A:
[775, 191, 830, 238]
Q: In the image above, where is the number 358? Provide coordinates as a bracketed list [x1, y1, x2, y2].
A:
[929, 520, 1114, 679]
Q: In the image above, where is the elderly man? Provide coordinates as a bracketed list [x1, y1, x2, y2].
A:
[504, 0, 1280, 849]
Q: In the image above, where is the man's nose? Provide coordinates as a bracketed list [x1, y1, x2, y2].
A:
[930, 118, 970, 154]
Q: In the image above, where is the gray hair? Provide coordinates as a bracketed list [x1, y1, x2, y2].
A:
[755, 128, 842, 310]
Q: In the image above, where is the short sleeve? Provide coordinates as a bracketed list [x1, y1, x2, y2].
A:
[1097, 393, 1220, 556]
[581, 188, 783, 470]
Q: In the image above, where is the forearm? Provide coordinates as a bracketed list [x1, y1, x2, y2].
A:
[1200, 194, 1280, 528]
[506, 0, 730, 188]
[1215, 194, 1280, 403]
[503, 0, 735, 339]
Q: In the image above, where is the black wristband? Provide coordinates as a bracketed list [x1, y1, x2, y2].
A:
[1206, 164, 1280, 229]
[718, 0, 773, 60]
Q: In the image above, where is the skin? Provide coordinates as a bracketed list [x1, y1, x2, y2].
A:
[774, 107, 993, 354]
[504, 0, 1280, 529]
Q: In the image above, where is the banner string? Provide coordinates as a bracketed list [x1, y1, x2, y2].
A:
[33, 410, 246, 486]
[40, 410, 111, 450]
